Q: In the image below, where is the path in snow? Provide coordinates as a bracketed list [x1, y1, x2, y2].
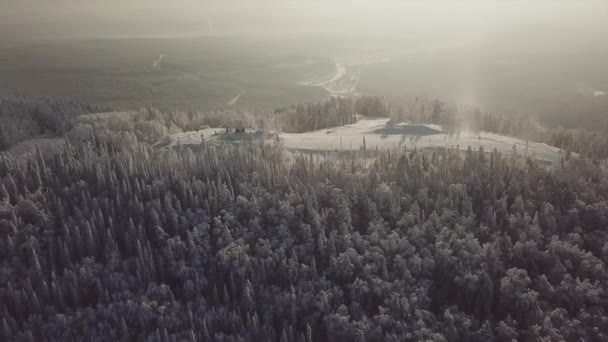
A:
[152, 54, 165, 68]
[227, 90, 247, 106]
[301, 41, 486, 96]
[301, 62, 359, 95]
[301, 58, 389, 96]
[316, 63, 347, 87]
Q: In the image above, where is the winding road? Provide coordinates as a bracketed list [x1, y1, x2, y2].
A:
[301, 57, 390, 96]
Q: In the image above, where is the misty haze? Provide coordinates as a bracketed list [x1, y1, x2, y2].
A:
[1, 1, 608, 341]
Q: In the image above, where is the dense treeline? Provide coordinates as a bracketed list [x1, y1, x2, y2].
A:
[1, 139, 608, 341]
[6, 95, 606, 161]
[4, 93, 608, 163]
[547, 129, 608, 160]
[273, 96, 387, 133]
[0, 98, 113, 151]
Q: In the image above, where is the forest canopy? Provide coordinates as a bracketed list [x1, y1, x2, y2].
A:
[1, 136, 607, 341]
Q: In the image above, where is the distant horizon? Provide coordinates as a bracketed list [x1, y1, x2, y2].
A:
[2, 1, 607, 41]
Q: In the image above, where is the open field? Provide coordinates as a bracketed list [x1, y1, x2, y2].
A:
[165, 118, 566, 164]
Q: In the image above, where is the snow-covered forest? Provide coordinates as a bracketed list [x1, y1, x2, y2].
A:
[1, 134, 608, 340]
[2, 0, 608, 340]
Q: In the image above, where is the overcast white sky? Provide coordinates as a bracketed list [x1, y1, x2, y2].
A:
[1, 1, 607, 41]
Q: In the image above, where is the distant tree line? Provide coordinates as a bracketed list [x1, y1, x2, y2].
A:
[0, 98, 113, 151]
[4, 95, 608, 161]
[272, 96, 386, 133]
[546, 129, 608, 160]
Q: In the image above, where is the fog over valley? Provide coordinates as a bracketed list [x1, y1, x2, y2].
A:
[1, 1, 607, 127]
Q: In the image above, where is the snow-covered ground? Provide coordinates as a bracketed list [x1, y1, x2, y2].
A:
[280, 119, 564, 163]
[165, 118, 566, 164]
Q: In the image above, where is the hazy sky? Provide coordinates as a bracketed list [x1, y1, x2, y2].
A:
[1, 0, 607, 41]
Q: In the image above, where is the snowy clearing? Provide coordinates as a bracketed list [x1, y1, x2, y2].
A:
[165, 118, 566, 164]
[280, 119, 564, 163]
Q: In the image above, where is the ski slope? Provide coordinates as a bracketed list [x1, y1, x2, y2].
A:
[280, 119, 564, 163]
[165, 119, 566, 164]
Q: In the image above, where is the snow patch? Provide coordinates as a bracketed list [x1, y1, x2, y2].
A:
[278, 119, 564, 164]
